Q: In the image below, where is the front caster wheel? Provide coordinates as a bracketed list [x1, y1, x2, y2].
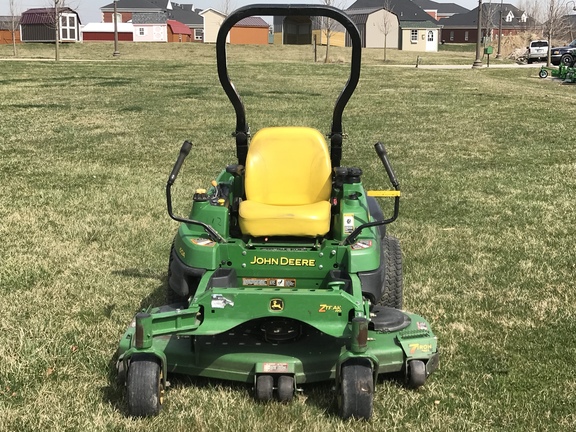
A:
[338, 361, 373, 420]
[277, 375, 294, 402]
[255, 374, 274, 402]
[407, 359, 427, 389]
[126, 355, 164, 417]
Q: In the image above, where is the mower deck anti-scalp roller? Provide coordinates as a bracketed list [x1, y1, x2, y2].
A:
[117, 4, 439, 420]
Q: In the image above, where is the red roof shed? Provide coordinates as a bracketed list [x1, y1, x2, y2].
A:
[167, 19, 192, 42]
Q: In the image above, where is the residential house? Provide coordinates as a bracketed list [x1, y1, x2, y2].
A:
[101, 0, 163, 24]
[441, 3, 536, 43]
[198, 8, 228, 44]
[20, 7, 81, 43]
[0, 16, 21, 44]
[230, 17, 269, 45]
[554, 14, 576, 44]
[170, 3, 203, 42]
[346, 0, 441, 52]
[411, 0, 469, 21]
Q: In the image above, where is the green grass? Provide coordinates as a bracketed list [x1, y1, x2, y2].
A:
[1, 44, 575, 431]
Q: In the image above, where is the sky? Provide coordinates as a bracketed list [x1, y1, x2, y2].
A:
[0, 0, 486, 23]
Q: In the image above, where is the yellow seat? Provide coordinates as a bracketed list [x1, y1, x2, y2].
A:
[239, 127, 332, 237]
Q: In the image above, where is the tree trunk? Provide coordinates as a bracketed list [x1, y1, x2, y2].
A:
[384, 34, 387, 62]
[324, 32, 331, 63]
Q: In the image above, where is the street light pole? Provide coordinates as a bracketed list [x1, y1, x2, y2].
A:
[495, 0, 503, 58]
[113, 0, 120, 57]
[472, 0, 483, 67]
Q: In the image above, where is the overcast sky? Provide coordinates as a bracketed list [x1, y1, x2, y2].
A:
[1, 0, 485, 24]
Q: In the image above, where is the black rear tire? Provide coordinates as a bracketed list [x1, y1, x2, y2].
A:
[166, 242, 189, 305]
[379, 235, 403, 309]
[367, 196, 386, 239]
[338, 361, 374, 420]
[126, 355, 164, 417]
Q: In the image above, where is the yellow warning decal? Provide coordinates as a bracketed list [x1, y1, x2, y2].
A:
[367, 190, 401, 197]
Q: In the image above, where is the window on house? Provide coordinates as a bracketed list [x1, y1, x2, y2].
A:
[411, 29, 418, 43]
[450, 31, 454, 41]
[114, 12, 122, 23]
[505, 12, 513, 22]
[194, 29, 203, 41]
[464, 31, 468, 41]
[427, 31, 434, 42]
[139, 27, 145, 36]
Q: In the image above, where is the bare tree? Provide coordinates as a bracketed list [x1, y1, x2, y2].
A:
[219, 0, 236, 15]
[319, 0, 346, 63]
[54, 0, 62, 61]
[9, 0, 19, 57]
[377, 0, 395, 62]
[543, 0, 571, 65]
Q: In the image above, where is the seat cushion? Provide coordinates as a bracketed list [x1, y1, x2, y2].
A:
[239, 127, 333, 237]
[239, 200, 331, 237]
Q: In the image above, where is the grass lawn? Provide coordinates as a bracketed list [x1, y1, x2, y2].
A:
[0, 43, 575, 431]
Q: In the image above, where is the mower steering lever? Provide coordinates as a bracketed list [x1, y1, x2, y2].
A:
[168, 140, 192, 186]
[374, 142, 399, 189]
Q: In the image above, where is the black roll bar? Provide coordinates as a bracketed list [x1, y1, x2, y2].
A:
[216, 4, 362, 167]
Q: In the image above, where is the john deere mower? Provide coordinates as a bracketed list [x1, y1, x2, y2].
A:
[117, 4, 439, 420]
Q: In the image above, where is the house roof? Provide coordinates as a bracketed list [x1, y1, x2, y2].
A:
[411, 0, 469, 15]
[167, 19, 192, 35]
[82, 22, 134, 33]
[442, 3, 534, 28]
[169, 4, 203, 26]
[101, 0, 162, 11]
[348, 0, 434, 22]
[132, 11, 167, 24]
[235, 17, 269, 28]
[198, 8, 226, 18]
[20, 8, 80, 25]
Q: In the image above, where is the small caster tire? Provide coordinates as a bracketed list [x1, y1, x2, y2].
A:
[539, 69, 548, 79]
[407, 359, 427, 389]
[126, 355, 164, 417]
[277, 375, 294, 402]
[338, 361, 373, 420]
[255, 375, 274, 402]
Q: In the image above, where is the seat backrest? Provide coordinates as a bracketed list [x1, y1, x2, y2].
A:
[244, 127, 332, 206]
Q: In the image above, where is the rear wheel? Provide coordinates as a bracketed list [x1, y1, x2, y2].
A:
[338, 361, 374, 420]
[126, 355, 164, 417]
[379, 235, 403, 309]
[166, 242, 189, 305]
[367, 196, 386, 239]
